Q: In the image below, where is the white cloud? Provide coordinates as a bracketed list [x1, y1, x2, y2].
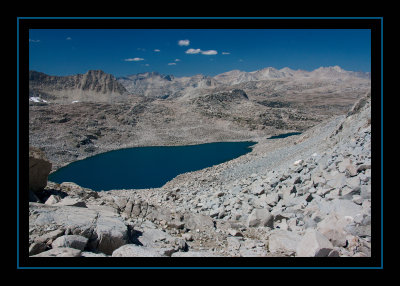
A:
[185, 48, 202, 54]
[124, 58, 144, 61]
[185, 48, 218, 55]
[66, 37, 72, 40]
[29, 39, 40, 43]
[201, 50, 218, 55]
[178, 39, 190, 46]
[168, 63, 177, 65]
[222, 52, 230, 55]
[154, 49, 160, 52]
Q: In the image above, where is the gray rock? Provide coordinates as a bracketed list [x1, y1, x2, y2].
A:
[325, 172, 347, 189]
[246, 208, 274, 228]
[182, 233, 194, 241]
[59, 182, 99, 200]
[338, 158, 351, 173]
[341, 186, 361, 200]
[345, 176, 360, 189]
[52, 235, 88, 251]
[227, 236, 242, 251]
[29, 203, 128, 255]
[81, 251, 108, 257]
[328, 249, 340, 257]
[344, 223, 371, 238]
[34, 229, 65, 244]
[228, 228, 244, 237]
[29, 146, 52, 192]
[265, 192, 280, 206]
[54, 197, 87, 208]
[316, 213, 352, 247]
[45, 195, 62, 205]
[250, 185, 265, 196]
[312, 198, 362, 218]
[183, 213, 214, 231]
[357, 164, 371, 173]
[29, 242, 47, 256]
[112, 196, 129, 210]
[94, 215, 129, 255]
[171, 251, 220, 257]
[31, 247, 82, 257]
[330, 199, 363, 218]
[345, 164, 358, 177]
[296, 229, 334, 257]
[112, 244, 169, 257]
[311, 173, 326, 187]
[352, 195, 364, 205]
[137, 228, 173, 247]
[268, 230, 301, 254]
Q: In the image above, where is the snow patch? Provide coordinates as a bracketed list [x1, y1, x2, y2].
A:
[29, 97, 48, 103]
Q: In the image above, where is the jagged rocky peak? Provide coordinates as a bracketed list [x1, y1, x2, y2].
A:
[77, 70, 126, 94]
[29, 69, 127, 103]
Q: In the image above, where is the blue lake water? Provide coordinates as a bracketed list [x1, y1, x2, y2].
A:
[48, 141, 255, 191]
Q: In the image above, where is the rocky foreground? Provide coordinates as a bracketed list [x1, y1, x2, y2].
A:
[28, 93, 371, 258]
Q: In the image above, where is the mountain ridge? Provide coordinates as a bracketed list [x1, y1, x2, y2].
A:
[29, 66, 370, 103]
[29, 69, 128, 103]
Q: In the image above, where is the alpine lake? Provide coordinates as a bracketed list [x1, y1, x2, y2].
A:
[49, 141, 256, 191]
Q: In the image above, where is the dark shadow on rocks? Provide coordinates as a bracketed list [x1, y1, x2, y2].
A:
[35, 188, 69, 203]
[128, 227, 144, 246]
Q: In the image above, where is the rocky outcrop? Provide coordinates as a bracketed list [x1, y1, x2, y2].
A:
[29, 146, 52, 194]
[29, 202, 129, 255]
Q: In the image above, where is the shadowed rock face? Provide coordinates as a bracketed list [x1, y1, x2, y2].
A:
[29, 146, 52, 193]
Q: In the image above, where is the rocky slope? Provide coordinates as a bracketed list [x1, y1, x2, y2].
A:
[28, 92, 371, 257]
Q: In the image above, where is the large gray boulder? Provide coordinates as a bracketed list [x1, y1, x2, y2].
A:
[53, 197, 87, 208]
[183, 212, 215, 231]
[268, 230, 301, 254]
[246, 209, 274, 228]
[29, 146, 52, 193]
[316, 213, 353, 247]
[296, 229, 334, 257]
[31, 247, 82, 257]
[51, 235, 88, 251]
[112, 244, 170, 257]
[29, 203, 128, 255]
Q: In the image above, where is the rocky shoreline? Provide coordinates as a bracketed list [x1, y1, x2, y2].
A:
[28, 92, 372, 258]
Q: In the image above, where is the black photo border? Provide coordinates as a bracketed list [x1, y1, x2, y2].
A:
[17, 17, 383, 269]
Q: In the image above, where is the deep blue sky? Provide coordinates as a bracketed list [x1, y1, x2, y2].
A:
[29, 29, 371, 78]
